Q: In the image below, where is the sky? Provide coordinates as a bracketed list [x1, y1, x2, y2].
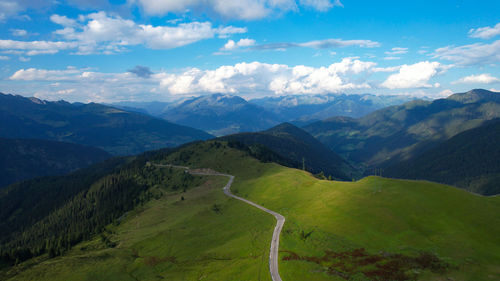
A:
[0, 0, 499, 102]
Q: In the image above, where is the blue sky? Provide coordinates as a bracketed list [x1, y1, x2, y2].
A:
[0, 0, 499, 102]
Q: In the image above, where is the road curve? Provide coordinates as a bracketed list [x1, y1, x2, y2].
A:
[155, 164, 285, 281]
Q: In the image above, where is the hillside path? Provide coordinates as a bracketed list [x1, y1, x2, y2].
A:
[154, 164, 285, 281]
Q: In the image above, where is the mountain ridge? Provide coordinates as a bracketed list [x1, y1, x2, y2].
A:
[0, 93, 213, 155]
[303, 89, 500, 169]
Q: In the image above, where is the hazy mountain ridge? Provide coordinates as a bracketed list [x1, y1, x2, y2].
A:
[0, 93, 213, 155]
[0, 138, 111, 188]
[252, 93, 419, 123]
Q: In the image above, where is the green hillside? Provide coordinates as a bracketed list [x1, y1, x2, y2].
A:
[0, 138, 111, 188]
[0, 93, 212, 155]
[2, 141, 499, 281]
[219, 123, 360, 180]
[303, 89, 500, 169]
[385, 118, 500, 195]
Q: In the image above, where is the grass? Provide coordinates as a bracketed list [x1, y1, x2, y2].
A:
[4, 141, 500, 280]
[232, 165, 500, 281]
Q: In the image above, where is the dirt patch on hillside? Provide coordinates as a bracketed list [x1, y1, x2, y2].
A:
[282, 248, 449, 280]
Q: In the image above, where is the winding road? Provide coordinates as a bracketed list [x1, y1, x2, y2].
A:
[155, 164, 285, 281]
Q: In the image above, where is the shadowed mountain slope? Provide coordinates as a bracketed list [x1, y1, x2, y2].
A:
[385, 118, 500, 195]
[0, 138, 111, 188]
[304, 89, 500, 169]
[0, 93, 212, 155]
[219, 123, 360, 180]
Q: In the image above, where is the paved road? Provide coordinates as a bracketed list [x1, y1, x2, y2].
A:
[155, 164, 285, 281]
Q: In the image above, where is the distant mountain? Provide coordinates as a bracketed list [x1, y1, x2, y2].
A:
[251, 93, 418, 123]
[0, 138, 111, 188]
[385, 118, 500, 196]
[303, 89, 500, 169]
[0, 93, 213, 155]
[161, 94, 280, 136]
[219, 123, 360, 180]
[110, 101, 173, 116]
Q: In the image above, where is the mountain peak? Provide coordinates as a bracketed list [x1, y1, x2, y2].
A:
[447, 89, 499, 104]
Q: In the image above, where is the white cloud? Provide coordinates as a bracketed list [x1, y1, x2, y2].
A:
[452, 73, 500, 84]
[437, 89, 454, 98]
[50, 14, 78, 27]
[434, 40, 500, 65]
[385, 47, 408, 55]
[10, 68, 83, 81]
[10, 29, 28, 36]
[0, 39, 77, 55]
[0, 0, 22, 21]
[299, 0, 343, 11]
[468, 22, 500, 39]
[8, 58, 457, 102]
[0, 0, 51, 21]
[158, 58, 376, 95]
[381, 61, 443, 89]
[384, 56, 400, 60]
[50, 11, 246, 54]
[134, 0, 341, 20]
[0, 55, 9, 60]
[7, 58, 382, 101]
[221, 38, 256, 50]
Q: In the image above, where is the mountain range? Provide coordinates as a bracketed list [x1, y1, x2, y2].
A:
[252, 93, 419, 125]
[0, 93, 213, 155]
[160, 94, 279, 136]
[303, 89, 500, 170]
[385, 118, 500, 195]
[116, 93, 417, 135]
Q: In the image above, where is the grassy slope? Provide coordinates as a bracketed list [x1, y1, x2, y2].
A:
[5, 142, 500, 280]
[235, 166, 500, 280]
[3, 144, 274, 281]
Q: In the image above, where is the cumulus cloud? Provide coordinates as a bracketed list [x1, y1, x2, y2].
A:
[133, 0, 341, 20]
[221, 38, 256, 50]
[49, 11, 246, 54]
[0, 12, 246, 56]
[8, 58, 450, 102]
[8, 58, 382, 101]
[452, 73, 500, 84]
[156, 58, 377, 95]
[468, 22, 500, 39]
[128, 65, 154, 78]
[381, 61, 444, 89]
[434, 40, 500, 65]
